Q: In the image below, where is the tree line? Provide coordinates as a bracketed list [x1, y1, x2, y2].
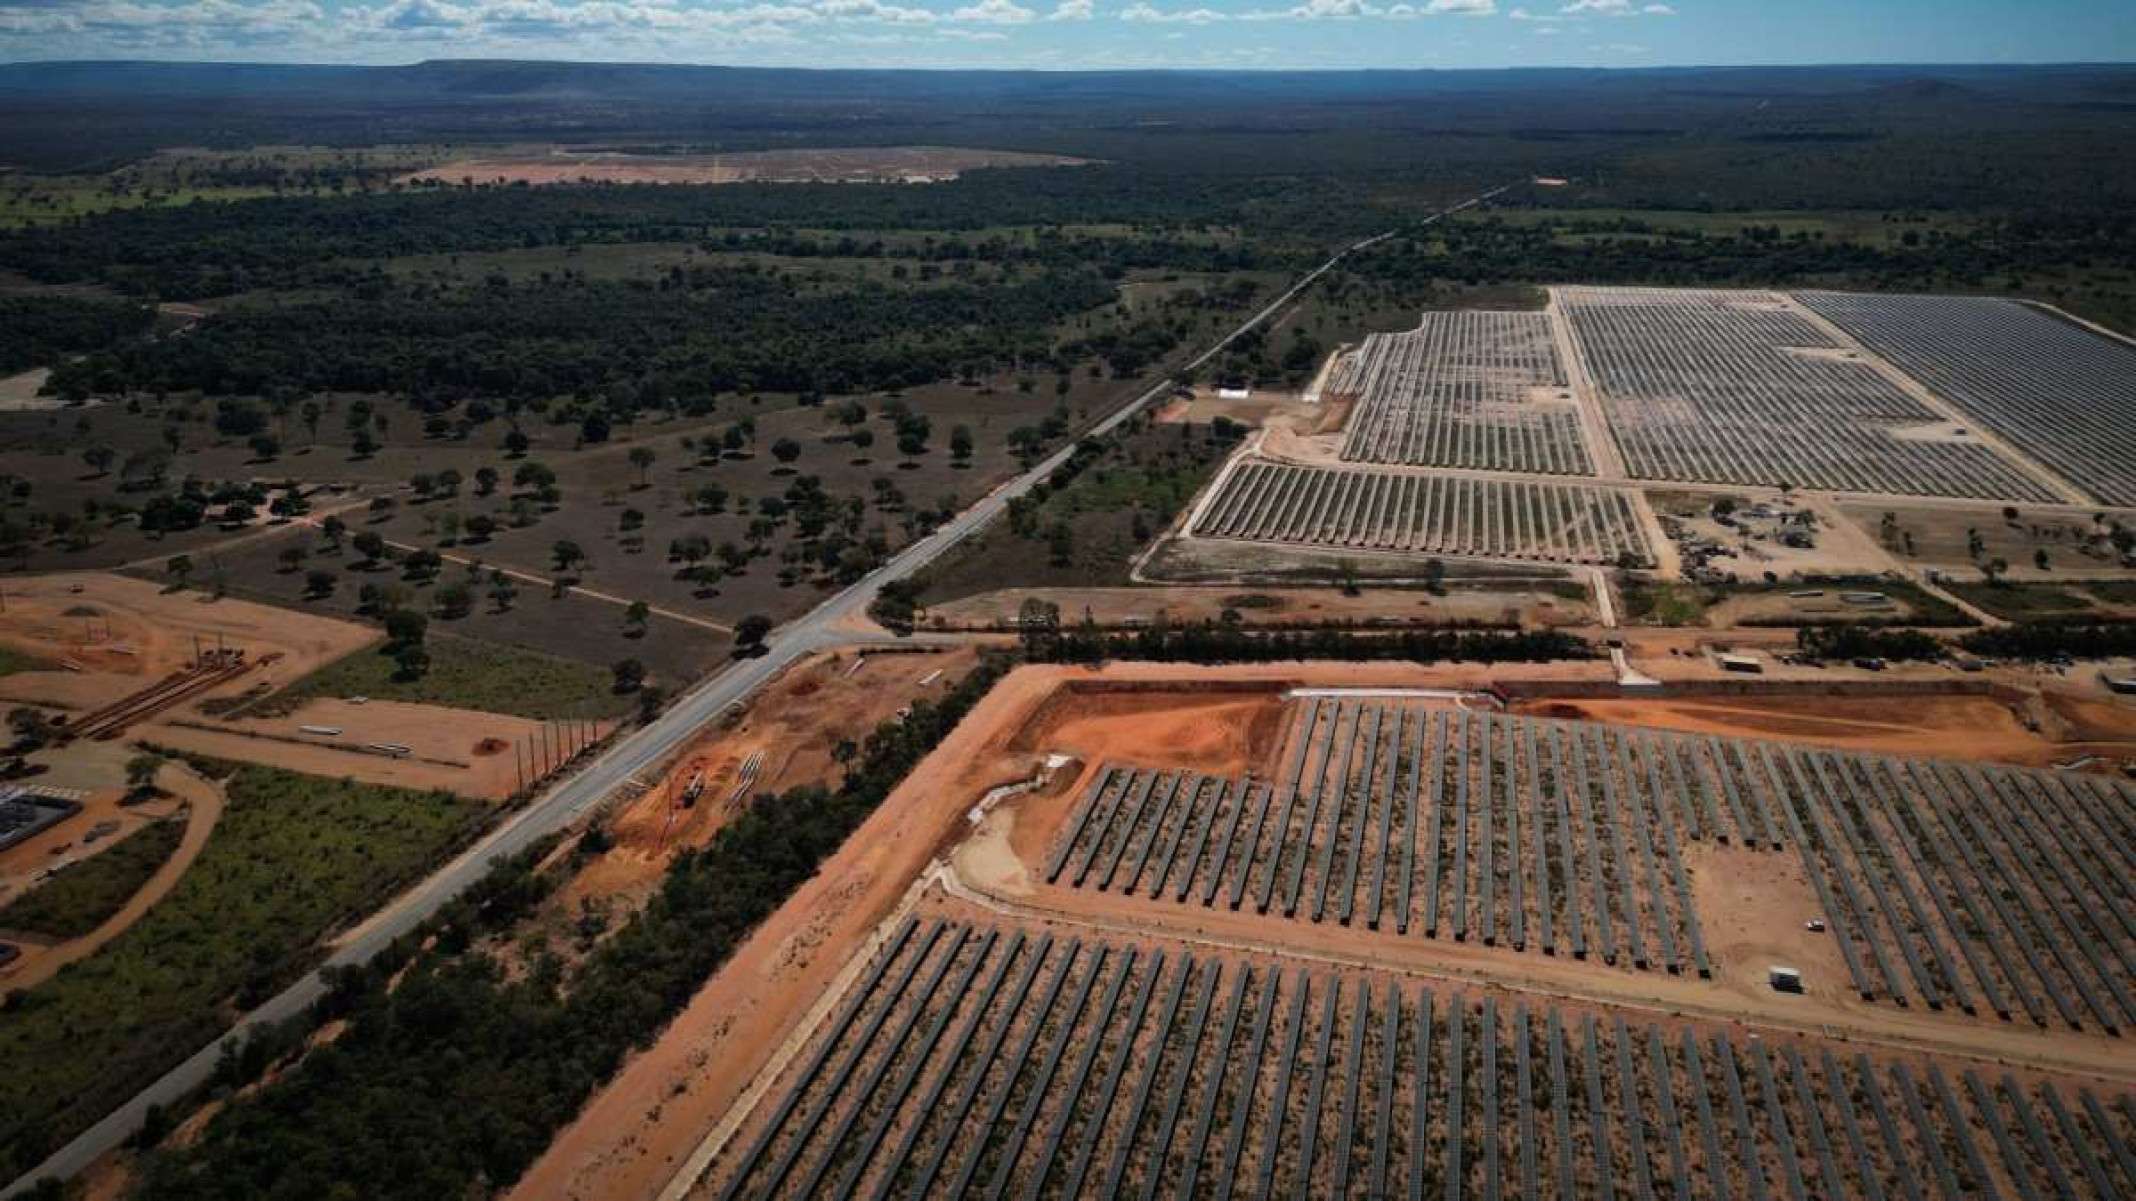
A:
[0, 170, 1303, 300]
[45, 265, 1117, 407]
[1021, 619, 1590, 665]
[0, 295, 155, 374]
[1359, 210, 2136, 299]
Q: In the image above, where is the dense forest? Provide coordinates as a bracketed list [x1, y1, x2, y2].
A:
[0, 174, 1313, 300]
[1367, 210, 2136, 295]
[0, 296, 155, 374]
[4, 61, 2134, 216]
[44, 266, 1123, 405]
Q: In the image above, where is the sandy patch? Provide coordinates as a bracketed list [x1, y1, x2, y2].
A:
[142, 697, 566, 799]
[1513, 691, 2112, 767]
[400, 146, 1083, 188]
[0, 571, 379, 716]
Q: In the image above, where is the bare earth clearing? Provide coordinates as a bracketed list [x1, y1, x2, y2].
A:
[0, 572, 594, 797]
[399, 146, 1085, 187]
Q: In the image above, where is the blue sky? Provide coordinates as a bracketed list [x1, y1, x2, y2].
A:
[2, 0, 2130, 70]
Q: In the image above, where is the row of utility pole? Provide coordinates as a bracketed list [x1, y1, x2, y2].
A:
[514, 717, 602, 792]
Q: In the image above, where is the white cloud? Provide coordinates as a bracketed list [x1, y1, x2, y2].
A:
[1118, 2, 1225, 21]
[948, 0, 1034, 21]
[1246, 0, 1493, 18]
[1558, 0, 1675, 15]
[0, 0, 331, 46]
[818, 0, 938, 22]
[1048, 0, 1093, 17]
[937, 25, 1008, 36]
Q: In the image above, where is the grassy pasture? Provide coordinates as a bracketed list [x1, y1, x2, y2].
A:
[259, 631, 625, 720]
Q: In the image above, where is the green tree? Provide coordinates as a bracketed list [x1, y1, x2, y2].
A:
[124, 752, 168, 796]
[390, 641, 431, 681]
[434, 582, 474, 620]
[551, 540, 587, 575]
[734, 614, 774, 655]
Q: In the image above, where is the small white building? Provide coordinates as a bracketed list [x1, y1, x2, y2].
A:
[1216, 387, 1251, 401]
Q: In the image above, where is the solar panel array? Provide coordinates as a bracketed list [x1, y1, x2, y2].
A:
[710, 917, 2136, 1200]
[1190, 462, 1653, 566]
[1333, 312, 1591, 475]
[1560, 286, 2059, 500]
[1043, 703, 2136, 1030]
[1798, 291, 2136, 506]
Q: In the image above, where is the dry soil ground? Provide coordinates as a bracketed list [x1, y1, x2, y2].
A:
[1515, 690, 2136, 770]
[1838, 499, 2136, 580]
[0, 572, 592, 797]
[0, 570, 379, 714]
[399, 146, 1084, 187]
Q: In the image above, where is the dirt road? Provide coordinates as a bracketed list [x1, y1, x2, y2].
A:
[0, 762, 222, 991]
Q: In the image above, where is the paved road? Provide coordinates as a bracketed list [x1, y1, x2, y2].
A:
[2, 184, 1511, 1196]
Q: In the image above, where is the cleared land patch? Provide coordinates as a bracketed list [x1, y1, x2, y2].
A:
[1190, 460, 1654, 567]
[399, 146, 1085, 187]
[1561, 286, 2057, 500]
[1800, 291, 2136, 506]
[1332, 311, 1590, 474]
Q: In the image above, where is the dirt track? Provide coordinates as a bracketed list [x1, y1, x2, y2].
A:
[0, 761, 222, 991]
